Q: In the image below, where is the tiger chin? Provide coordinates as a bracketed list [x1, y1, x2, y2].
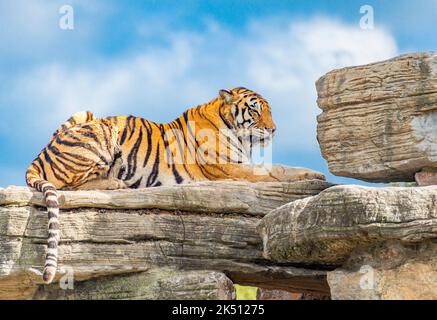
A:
[25, 86, 325, 284]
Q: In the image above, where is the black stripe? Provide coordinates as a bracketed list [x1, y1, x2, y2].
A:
[41, 183, 55, 193]
[108, 151, 121, 176]
[175, 118, 188, 147]
[100, 122, 112, 155]
[55, 135, 108, 165]
[219, 107, 233, 130]
[169, 122, 191, 174]
[44, 190, 57, 197]
[128, 117, 137, 141]
[78, 125, 102, 147]
[119, 116, 132, 145]
[62, 150, 93, 165]
[173, 118, 194, 179]
[130, 177, 143, 189]
[172, 166, 183, 184]
[36, 157, 48, 181]
[48, 211, 58, 219]
[117, 165, 126, 180]
[146, 144, 160, 187]
[141, 120, 153, 168]
[125, 128, 143, 180]
[160, 125, 172, 168]
[49, 222, 60, 230]
[184, 111, 201, 151]
[48, 232, 58, 238]
[46, 200, 58, 208]
[198, 163, 220, 179]
[43, 149, 69, 184]
[47, 241, 57, 249]
[48, 144, 86, 173]
[44, 262, 57, 268]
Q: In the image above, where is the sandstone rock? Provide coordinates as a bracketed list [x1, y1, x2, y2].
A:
[0, 181, 332, 299]
[0, 179, 332, 217]
[415, 168, 437, 186]
[316, 52, 437, 182]
[327, 241, 437, 300]
[258, 185, 437, 264]
[256, 288, 329, 300]
[33, 269, 236, 300]
[256, 288, 302, 300]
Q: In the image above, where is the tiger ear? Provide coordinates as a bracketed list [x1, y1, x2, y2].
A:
[219, 89, 234, 104]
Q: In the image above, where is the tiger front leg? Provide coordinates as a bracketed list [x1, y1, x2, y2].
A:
[265, 164, 326, 182]
[205, 163, 325, 183]
[74, 178, 128, 190]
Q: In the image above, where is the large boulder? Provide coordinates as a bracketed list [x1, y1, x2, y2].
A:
[316, 52, 437, 182]
[257, 184, 437, 299]
[258, 185, 437, 264]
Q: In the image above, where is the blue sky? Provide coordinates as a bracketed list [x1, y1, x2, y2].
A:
[0, 0, 436, 187]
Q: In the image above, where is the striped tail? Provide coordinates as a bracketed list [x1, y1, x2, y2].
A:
[26, 168, 60, 284]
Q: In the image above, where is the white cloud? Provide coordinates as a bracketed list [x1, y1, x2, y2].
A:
[241, 17, 398, 150]
[4, 17, 398, 155]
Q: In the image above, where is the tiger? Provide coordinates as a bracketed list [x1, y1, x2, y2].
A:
[25, 87, 325, 284]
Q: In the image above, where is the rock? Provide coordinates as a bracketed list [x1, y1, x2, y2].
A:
[256, 288, 329, 300]
[0, 179, 332, 217]
[256, 288, 302, 300]
[0, 181, 332, 299]
[258, 185, 437, 265]
[327, 241, 437, 300]
[316, 52, 437, 182]
[415, 168, 437, 186]
[33, 269, 236, 300]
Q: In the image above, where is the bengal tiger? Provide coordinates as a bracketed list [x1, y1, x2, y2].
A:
[25, 87, 325, 283]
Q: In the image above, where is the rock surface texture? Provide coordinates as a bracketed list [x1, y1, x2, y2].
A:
[33, 269, 236, 300]
[316, 52, 437, 182]
[258, 185, 437, 299]
[0, 180, 331, 300]
[258, 185, 437, 264]
[327, 241, 437, 300]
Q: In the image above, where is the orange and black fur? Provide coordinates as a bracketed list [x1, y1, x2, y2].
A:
[26, 87, 323, 283]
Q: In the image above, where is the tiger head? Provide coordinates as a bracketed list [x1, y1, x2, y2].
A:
[219, 87, 276, 147]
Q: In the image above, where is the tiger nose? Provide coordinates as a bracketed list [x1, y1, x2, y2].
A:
[266, 126, 276, 134]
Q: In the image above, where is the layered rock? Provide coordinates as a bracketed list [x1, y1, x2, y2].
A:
[0, 179, 331, 216]
[0, 180, 331, 300]
[258, 185, 437, 264]
[316, 52, 437, 182]
[257, 184, 437, 299]
[33, 269, 235, 300]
